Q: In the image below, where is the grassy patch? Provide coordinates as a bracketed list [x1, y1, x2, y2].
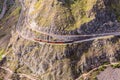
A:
[34, 0, 43, 9]
[87, 65, 107, 80]
[110, 1, 120, 22]
[65, 0, 96, 31]
[3, 6, 21, 21]
[34, 0, 96, 31]
[111, 63, 120, 68]
[0, 49, 5, 61]
[98, 66, 107, 71]
[88, 70, 99, 80]
[31, 0, 43, 15]
[0, 8, 2, 13]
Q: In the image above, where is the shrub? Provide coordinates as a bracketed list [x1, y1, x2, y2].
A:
[0, 49, 4, 61]
[111, 63, 120, 68]
[98, 66, 106, 71]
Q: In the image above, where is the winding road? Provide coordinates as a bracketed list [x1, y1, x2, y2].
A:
[76, 62, 120, 80]
[0, 0, 120, 45]
[15, 0, 120, 45]
[1, 0, 120, 80]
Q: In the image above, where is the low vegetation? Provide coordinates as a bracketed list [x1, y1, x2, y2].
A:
[66, 0, 96, 31]
[0, 49, 5, 61]
[87, 65, 107, 80]
[110, 1, 120, 22]
[111, 63, 120, 68]
[2, 6, 21, 21]
[34, 0, 96, 31]
[98, 66, 107, 71]
[0, 8, 2, 13]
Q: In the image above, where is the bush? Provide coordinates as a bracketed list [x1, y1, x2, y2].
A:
[98, 66, 106, 71]
[93, 77, 98, 80]
[0, 49, 4, 60]
[111, 63, 120, 68]
[0, 8, 2, 13]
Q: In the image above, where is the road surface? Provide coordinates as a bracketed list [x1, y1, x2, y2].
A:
[76, 62, 120, 80]
[15, 0, 120, 45]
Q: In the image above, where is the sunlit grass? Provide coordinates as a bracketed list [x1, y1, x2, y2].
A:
[0, 49, 5, 61]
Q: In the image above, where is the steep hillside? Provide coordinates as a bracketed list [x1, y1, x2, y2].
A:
[0, 0, 120, 80]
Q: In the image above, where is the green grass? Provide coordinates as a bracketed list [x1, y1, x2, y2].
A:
[34, 0, 96, 31]
[0, 49, 5, 61]
[111, 63, 120, 68]
[65, 0, 96, 31]
[87, 65, 107, 80]
[0, 8, 2, 13]
[88, 70, 99, 80]
[98, 66, 107, 71]
[88, 62, 120, 80]
[110, 2, 120, 22]
[0, 78, 3, 80]
[3, 6, 21, 21]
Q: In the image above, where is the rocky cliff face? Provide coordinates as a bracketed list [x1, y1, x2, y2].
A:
[0, 0, 120, 80]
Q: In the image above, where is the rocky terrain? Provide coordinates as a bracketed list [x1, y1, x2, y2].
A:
[0, 0, 120, 80]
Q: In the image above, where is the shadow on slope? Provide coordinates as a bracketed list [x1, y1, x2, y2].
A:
[64, 0, 120, 79]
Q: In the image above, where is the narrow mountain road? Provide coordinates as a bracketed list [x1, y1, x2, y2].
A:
[26, 19, 120, 38]
[16, 0, 120, 45]
[17, 28, 116, 45]
[76, 62, 120, 80]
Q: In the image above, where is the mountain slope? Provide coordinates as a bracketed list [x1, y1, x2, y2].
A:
[0, 0, 120, 80]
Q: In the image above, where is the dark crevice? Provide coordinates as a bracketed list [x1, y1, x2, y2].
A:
[65, 41, 93, 79]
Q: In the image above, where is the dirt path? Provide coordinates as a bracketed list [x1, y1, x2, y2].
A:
[76, 62, 119, 80]
[97, 67, 120, 80]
